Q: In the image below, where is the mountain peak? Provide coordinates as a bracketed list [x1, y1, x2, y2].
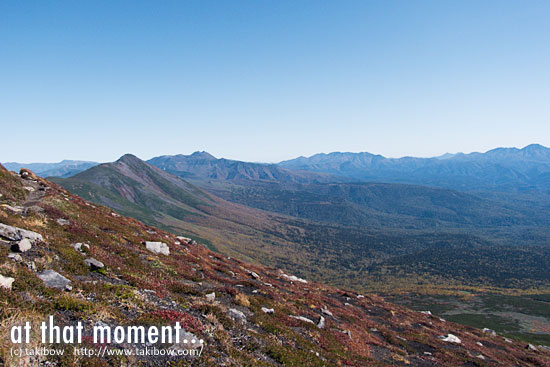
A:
[522, 143, 548, 152]
[189, 151, 216, 160]
[116, 153, 143, 164]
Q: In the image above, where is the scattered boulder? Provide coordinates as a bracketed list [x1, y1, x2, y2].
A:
[439, 334, 461, 344]
[317, 316, 326, 329]
[20, 169, 38, 180]
[420, 311, 432, 316]
[38, 270, 71, 290]
[0, 274, 15, 290]
[248, 271, 260, 280]
[25, 261, 37, 272]
[321, 306, 333, 317]
[170, 331, 203, 352]
[290, 315, 315, 324]
[261, 307, 275, 314]
[280, 272, 307, 284]
[205, 292, 216, 302]
[527, 344, 539, 352]
[228, 308, 247, 323]
[12, 238, 32, 253]
[0, 223, 43, 243]
[2, 204, 23, 214]
[7, 253, 23, 262]
[84, 258, 104, 270]
[71, 242, 90, 253]
[56, 218, 70, 226]
[483, 328, 497, 336]
[144, 241, 170, 255]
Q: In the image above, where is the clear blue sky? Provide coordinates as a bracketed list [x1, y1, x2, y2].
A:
[1, 0, 549, 163]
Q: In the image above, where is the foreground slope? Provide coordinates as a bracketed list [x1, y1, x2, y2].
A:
[1, 165, 549, 366]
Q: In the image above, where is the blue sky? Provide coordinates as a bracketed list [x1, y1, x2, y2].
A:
[1, 1, 549, 163]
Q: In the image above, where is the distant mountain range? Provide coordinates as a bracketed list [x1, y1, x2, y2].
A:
[279, 144, 550, 192]
[7, 144, 550, 193]
[148, 151, 339, 184]
[2, 160, 98, 178]
[48, 152, 550, 295]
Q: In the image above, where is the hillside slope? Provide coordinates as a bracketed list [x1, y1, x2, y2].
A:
[51, 156, 550, 295]
[1, 165, 549, 366]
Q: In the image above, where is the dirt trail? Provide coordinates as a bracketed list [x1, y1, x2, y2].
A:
[21, 178, 46, 212]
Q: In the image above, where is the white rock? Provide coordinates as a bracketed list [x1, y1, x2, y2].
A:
[0, 223, 43, 243]
[12, 238, 32, 253]
[290, 315, 315, 324]
[317, 316, 325, 329]
[439, 334, 461, 344]
[205, 292, 216, 302]
[144, 241, 170, 255]
[321, 306, 333, 317]
[420, 311, 432, 315]
[0, 274, 15, 290]
[476, 342, 483, 346]
[281, 273, 307, 283]
[261, 307, 274, 314]
[482, 328, 497, 336]
[71, 243, 90, 253]
[249, 271, 260, 280]
[56, 218, 70, 226]
[527, 344, 538, 352]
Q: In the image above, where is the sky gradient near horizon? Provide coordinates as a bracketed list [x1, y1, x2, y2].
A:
[1, 1, 550, 163]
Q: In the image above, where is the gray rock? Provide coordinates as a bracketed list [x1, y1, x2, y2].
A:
[144, 241, 170, 255]
[12, 238, 32, 253]
[205, 292, 216, 302]
[0, 223, 43, 243]
[482, 328, 497, 336]
[38, 270, 70, 290]
[7, 253, 23, 262]
[261, 307, 275, 314]
[55, 219, 70, 226]
[0, 274, 15, 290]
[228, 308, 247, 322]
[84, 258, 104, 270]
[170, 331, 203, 351]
